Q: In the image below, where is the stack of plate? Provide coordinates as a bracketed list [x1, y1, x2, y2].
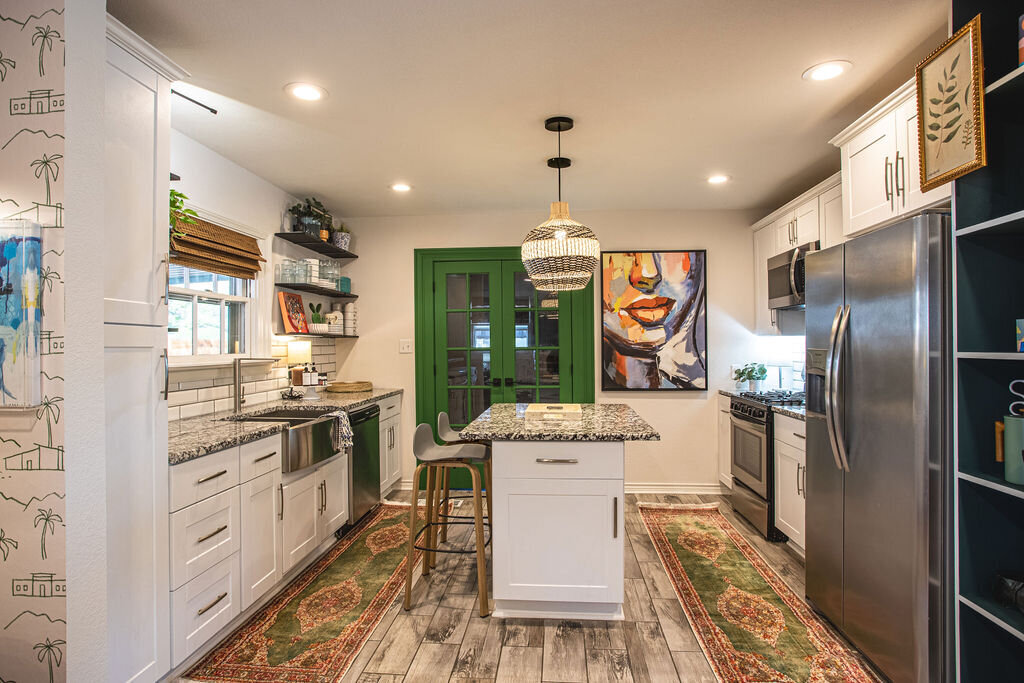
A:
[343, 302, 357, 336]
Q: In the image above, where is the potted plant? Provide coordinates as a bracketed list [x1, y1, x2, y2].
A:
[169, 189, 198, 239]
[733, 363, 768, 392]
[308, 302, 328, 333]
[288, 197, 333, 238]
[332, 221, 352, 251]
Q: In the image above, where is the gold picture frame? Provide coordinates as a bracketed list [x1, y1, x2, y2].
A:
[915, 14, 986, 193]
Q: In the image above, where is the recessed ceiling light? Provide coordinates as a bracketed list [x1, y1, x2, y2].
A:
[285, 82, 327, 101]
[802, 60, 852, 81]
[391, 183, 412, 192]
[707, 174, 729, 185]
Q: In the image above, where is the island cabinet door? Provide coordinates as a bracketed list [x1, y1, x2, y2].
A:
[493, 477, 624, 603]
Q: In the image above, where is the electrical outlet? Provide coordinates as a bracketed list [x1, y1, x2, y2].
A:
[399, 339, 413, 354]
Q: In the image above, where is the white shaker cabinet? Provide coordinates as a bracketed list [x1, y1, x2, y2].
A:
[819, 183, 845, 249]
[718, 395, 732, 488]
[771, 211, 796, 255]
[792, 197, 820, 246]
[832, 80, 949, 237]
[379, 415, 402, 492]
[240, 469, 282, 610]
[774, 440, 806, 549]
[318, 454, 350, 542]
[753, 226, 779, 335]
[280, 471, 320, 573]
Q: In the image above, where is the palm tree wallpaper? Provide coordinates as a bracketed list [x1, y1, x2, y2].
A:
[0, 3, 67, 681]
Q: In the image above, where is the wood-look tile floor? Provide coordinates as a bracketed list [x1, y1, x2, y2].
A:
[342, 491, 806, 683]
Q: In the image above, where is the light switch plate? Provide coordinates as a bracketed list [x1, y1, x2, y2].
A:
[399, 339, 413, 354]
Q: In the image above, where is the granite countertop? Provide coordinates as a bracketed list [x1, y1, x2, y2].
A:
[168, 388, 403, 465]
[772, 405, 806, 420]
[460, 403, 660, 442]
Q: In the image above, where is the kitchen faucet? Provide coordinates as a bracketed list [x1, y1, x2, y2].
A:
[233, 357, 278, 413]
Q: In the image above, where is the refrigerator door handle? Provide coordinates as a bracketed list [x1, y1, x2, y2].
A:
[789, 248, 799, 297]
[824, 305, 845, 471]
[832, 305, 852, 471]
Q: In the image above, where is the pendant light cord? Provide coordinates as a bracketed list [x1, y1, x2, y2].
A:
[557, 129, 562, 202]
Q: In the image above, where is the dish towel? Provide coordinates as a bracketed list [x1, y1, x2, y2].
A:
[332, 410, 354, 451]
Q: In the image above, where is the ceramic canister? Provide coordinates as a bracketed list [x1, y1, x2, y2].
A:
[1004, 415, 1024, 485]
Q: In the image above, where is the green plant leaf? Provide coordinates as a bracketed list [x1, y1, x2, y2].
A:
[927, 122, 941, 131]
[943, 102, 960, 114]
[929, 97, 943, 105]
[926, 133, 939, 141]
[944, 113, 962, 129]
[943, 127, 960, 143]
[949, 53, 960, 73]
[928, 109, 941, 118]
[943, 92, 958, 104]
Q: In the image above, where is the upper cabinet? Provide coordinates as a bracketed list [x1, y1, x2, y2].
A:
[831, 80, 950, 238]
[751, 173, 838, 335]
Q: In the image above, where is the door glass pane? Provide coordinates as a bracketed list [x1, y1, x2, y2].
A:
[197, 297, 221, 355]
[516, 388, 535, 403]
[538, 310, 559, 347]
[514, 311, 534, 347]
[538, 290, 559, 308]
[225, 300, 245, 354]
[448, 389, 468, 424]
[513, 272, 533, 308]
[515, 350, 536, 385]
[469, 273, 490, 309]
[470, 312, 490, 348]
[446, 274, 466, 309]
[448, 350, 468, 385]
[470, 351, 491, 385]
[537, 349, 559, 385]
[538, 388, 561, 403]
[447, 312, 467, 347]
[470, 389, 491, 421]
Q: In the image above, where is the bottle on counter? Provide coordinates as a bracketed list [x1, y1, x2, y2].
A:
[311, 362, 318, 385]
[303, 363, 312, 386]
[291, 366, 304, 386]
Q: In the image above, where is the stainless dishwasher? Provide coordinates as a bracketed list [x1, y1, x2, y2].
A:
[347, 404, 381, 528]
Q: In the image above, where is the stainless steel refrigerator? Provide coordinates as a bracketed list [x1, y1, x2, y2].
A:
[804, 212, 952, 683]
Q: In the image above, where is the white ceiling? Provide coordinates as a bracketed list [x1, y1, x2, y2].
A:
[108, 0, 947, 218]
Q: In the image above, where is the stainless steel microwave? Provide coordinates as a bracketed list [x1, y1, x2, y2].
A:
[767, 241, 818, 309]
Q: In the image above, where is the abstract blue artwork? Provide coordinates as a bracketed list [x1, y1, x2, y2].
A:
[0, 220, 41, 407]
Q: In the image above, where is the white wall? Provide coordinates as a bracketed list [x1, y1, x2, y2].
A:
[337, 207, 761, 492]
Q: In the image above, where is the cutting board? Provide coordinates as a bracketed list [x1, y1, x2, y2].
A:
[326, 381, 373, 393]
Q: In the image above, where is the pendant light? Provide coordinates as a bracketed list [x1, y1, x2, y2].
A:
[521, 116, 600, 291]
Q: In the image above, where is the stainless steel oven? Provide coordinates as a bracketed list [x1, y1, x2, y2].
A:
[729, 396, 787, 542]
[768, 241, 818, 309]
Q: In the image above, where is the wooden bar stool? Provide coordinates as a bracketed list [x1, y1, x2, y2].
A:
[436, 411, 492, 543]
[404, 423, 491, 617]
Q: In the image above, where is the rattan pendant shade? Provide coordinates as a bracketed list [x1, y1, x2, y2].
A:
[521, 116, 599, 292]
[521, 201, 600, 291]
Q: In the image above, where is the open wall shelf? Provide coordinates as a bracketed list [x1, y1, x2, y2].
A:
[955, 234, 1024, 353]
[274, 232, 358, 260]
[274, 282, 358, 300]
[958, 596, 1024, 682]
[286, 332, 358, 339]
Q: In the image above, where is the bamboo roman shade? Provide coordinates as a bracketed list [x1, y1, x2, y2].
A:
[170, 216, 265, 280]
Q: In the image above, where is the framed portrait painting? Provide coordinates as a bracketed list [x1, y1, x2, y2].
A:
[915, 13, 986, 192]
[601, 250, 707, 391]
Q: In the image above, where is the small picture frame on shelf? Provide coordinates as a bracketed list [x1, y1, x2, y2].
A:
[915, 13, 986, 193]
[1017, 318, 1024, 352]
[278, 291, 308, 333]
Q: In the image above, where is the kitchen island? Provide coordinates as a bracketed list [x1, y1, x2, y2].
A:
[461, 403, 659, 620]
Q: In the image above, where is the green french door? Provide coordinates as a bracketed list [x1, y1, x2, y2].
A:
[416, 247, 595, 487]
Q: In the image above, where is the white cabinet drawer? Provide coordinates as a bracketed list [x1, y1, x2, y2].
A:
[493, 441, 623, 480]
[377, 394, 401, 419]
[239, 434, 283, 483]
[773, 413, 806, 452]
[718, 394, 730, 411]
[171, 553, 240, 667]
[170, 488, 241, 590]
[170, 447, 239, 512]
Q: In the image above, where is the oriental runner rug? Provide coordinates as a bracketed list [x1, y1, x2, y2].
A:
[638, 503, 880, 683]
[187, 501, 432, 682]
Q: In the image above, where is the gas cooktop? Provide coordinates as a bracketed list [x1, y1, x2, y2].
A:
[736, 390, 805, 406]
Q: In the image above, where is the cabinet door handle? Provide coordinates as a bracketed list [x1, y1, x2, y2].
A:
[197, 470, 228, 485]
[613, 496, 618, 538]
[536, 458, 578, 464]
[162, 348, 169, 400]
[803, 465, 807, 498]
[254, 451, 277, 463]
[321, 480, 327, 514]
[196, 525, 228, 544]
[197, 592, 228, 616]
[279, 483, 284, 521]
[796, 464, 803, 496]
[884, 155, 894, 209]
[793, 433, 806, 439]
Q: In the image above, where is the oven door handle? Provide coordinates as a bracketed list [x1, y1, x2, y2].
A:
[730, 414, 766, 438]
[824, 305, 845, 472]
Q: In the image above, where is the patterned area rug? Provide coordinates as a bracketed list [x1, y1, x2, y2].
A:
[187, 502, 428, 682]
[638, 503, 879, 683]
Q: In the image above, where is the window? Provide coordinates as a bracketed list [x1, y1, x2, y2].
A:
[168, 265, 251, 357]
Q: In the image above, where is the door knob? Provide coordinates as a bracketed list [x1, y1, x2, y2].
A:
[490, 378, 501, 387]
[503, 378, 513, 387]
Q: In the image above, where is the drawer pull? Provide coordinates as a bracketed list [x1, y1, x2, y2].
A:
[196, 470, 228, 485]
[196, 525, 228, 544]
[613, 496, 618, 538]
[535, 458, 578, 464]
[254, 451, 277, 463]
[793, 433, 806, 439]
[197, 591, 228, 616]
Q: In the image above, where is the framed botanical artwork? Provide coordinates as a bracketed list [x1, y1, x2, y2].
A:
[278, 291, 308, 334]
[915, 14, 986, 192]
[601, 250, 707, 391]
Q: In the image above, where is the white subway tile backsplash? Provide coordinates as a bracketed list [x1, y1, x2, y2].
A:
[180, 401, 215, 419]
[168, 389, 198, 407]
[178, 378, 215, 391]
[168, 406, 180, 422]
[255, 379, 278, 393]
[197, 385, 230, 402]
[214, 397, 233, 413]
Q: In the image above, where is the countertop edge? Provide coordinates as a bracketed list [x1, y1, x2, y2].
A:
[168, 388, 404, 466]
